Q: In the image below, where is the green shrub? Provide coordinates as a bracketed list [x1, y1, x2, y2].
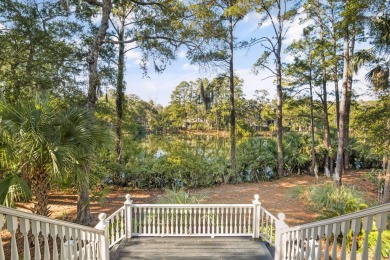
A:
[157, 188, 206, 204]
[307, 182, 368, 219]
[286, 185, 305, 200]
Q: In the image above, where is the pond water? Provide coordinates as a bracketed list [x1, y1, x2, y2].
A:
[122, 134, 277, 188]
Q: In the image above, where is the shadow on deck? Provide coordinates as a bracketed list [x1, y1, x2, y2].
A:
[110, 237, 274, 260]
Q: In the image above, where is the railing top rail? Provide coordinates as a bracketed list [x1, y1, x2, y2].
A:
[132, 204, 253, 208]
[0, 205, 104, 234]
[261, 207, 278, 221]
[106, 206, 125, 221]
[281, 203, 390, 233]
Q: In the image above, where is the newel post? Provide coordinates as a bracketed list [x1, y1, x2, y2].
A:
[252, 194, 261, 238]
[275, 213, 288, 260]
[124, 194, 133, 238]
[96, 213, 110, 260]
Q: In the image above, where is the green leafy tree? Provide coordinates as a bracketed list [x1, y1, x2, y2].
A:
[0, 0, 83, 101]
[189, 0, 250, 180]
[249, 0, 298, 178]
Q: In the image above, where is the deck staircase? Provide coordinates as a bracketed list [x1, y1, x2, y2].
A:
[0, 194, 389, 259]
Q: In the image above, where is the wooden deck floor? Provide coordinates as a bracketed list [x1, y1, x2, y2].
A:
[110, 237, 274, 260]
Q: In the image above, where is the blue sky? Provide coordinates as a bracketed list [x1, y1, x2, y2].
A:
[122, 10, 371, 106]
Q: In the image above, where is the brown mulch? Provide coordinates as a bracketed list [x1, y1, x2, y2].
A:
[1, 170, 377, 258]
[14, 169, 377, 227]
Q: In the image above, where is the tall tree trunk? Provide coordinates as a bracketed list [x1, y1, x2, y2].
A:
[76, 171, 92, 225]
[31, 167, 50, 216]
[331, 1, 340, 132]
[319, 17, 332, 175]
[383, 153, 390, 204]
[343, 32, 355, 170]
[228, 11, 236, 180]
[86, 0, 112, 109]
[276, 1, 284, 178]
[309, 60, 316, 176]
[116, 16, 125, 165]
[80, 0, 112, 224]
[335, 28, 350, 186]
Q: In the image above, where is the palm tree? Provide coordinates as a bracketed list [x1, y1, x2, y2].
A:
[0, 98, 113, 218]
[57, 106, 114, 224]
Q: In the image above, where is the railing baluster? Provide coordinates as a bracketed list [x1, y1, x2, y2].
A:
[0, 214, 4, 260]
[20, 218, 31, 260]
[230, 207, 233, 234]
[138, 207, 142, 234]
[143, 208, 146, 234]
[310, 226, 317, 260]
[323, 224, 331, 260]
[361, 215, 373, 259]
[285, 230, 291, 259]
[189, 208, 193, 234]
[234, 207, 237, 234]
[248, 208, 252, 233]
[133, 207, 136, 234]
[207, 207, 210, 235]
[180, 208, 183, 235]
[32, 219, 42, 260]
[340, 220, 350, 259]
[41, 222, 50, 260]
[175, 208, 178, 235]
[148, 207, 151, 235]
[157, 208, 160, 235]
[316, 225, 324, 260]
[170, 209, 175, 235]
[304, 228, 311, 260]
[184, 208, 188, 235]
[374, 212, 388, 260]
[152, 208, 156, 234]
[72, 228, 78, 258]
[121, 208, 125, 237]
[350, 218, 360, 259]
[203, 207, 207, 235]
[299, 229, 305, 260]
[195, 208, 198, 234]
[6, 215, 18, 260]
[331, 222, 340, 260]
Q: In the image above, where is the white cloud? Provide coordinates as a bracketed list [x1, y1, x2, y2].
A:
[125, 50, 143, 65]
[242, 12, 275, 32]
[284, 12, 313, 45]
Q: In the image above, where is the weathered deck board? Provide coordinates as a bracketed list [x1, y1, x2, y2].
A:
[113, 237, 273, 260]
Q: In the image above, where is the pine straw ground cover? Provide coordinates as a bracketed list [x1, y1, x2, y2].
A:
[1, 170, 378, 258]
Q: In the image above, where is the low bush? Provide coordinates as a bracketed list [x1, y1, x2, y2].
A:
[307, 182, 368, 219]
[157, 188, 206, 204]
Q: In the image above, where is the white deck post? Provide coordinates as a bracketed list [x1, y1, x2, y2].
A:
[252, 194, 261, 238]
[95, 213, 110, 260]
[125, 194, 133, 238]
[274, 213, 288, 260]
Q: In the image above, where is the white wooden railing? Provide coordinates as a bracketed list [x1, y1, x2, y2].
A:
[277, 203, 390, 260]
[115, 194, 278, 243]
[2, 195, 388, 260]
[0, 205, 108, 260]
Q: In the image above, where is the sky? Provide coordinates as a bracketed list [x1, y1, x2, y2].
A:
[122, 10, 372, 107]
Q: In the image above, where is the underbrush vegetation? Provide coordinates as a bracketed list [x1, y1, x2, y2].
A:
[156, 188, 206, 204]
[307, 182, 369, 219]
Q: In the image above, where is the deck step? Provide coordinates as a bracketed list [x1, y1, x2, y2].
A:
[112, 237, 273, 260]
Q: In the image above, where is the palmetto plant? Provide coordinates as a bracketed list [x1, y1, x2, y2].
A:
[0, 98, 113, 217]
